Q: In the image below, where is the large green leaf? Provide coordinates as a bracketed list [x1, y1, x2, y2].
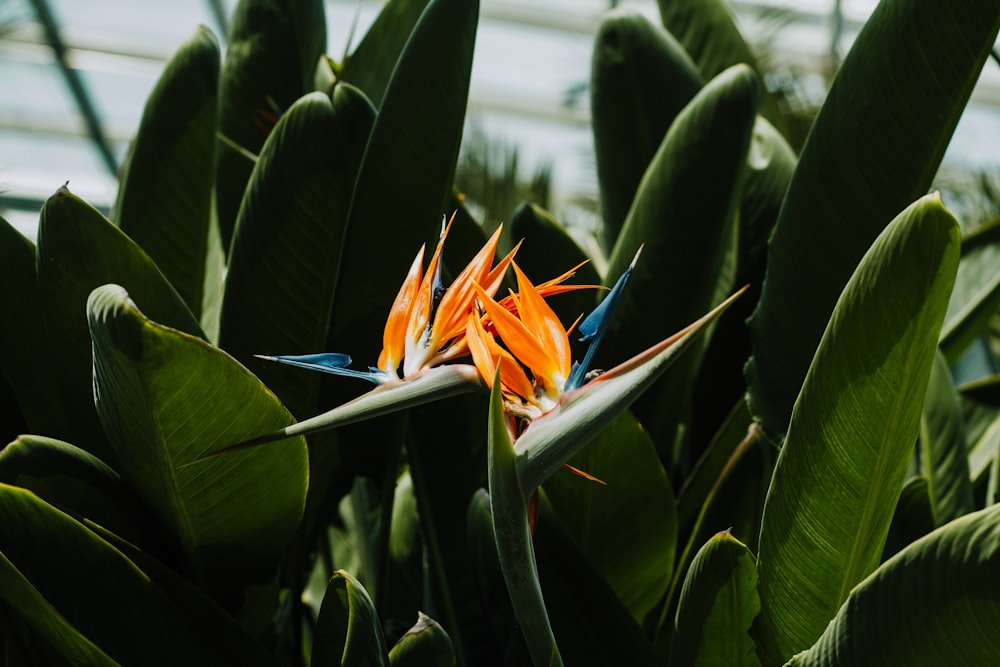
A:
[543, 412, 675, 624]
[746, 0, 1000, 441]
[339, 0, 432, 109]
[35, 188, 204, 462]
[599, 64, 754, 461]
[919, 349, 974, 524]
[329, 0, 478, 367]
[87, 284, 307, 595]
[787, 504, 1000, 665]
[655, 0, 784, 134]
[312, 570, 389, 667]
[668, 531, 760, 667]
[589, 7, 701, 250]
[216, 0, 327, 250]
[220, 86, 375, 419]
[0, 484, 237, 666]
[0, 215, 71, 441]
[755, 195, 960, 664]
[114, 26, 219, 319]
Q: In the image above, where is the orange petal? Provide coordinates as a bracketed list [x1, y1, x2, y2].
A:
[378, 245, 424, 375]
[466, 311, 534, 401]
[406, 217, 453, 350]
[433, 224, 505, 347]
[511, 262, 572, 386]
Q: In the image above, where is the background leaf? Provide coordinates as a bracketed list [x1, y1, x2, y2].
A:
[312, 570, 389, 667]
[755, 195, 960, 663]
[746, 0, 1000, 441]
[114, 26, 220, 320]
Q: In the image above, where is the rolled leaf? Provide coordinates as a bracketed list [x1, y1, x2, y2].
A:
[787, 504, 1000, 665]
[312, 570, 389, 667]
[388, 613, 455, 666]
[755, 195, 960, 663]
[668, 531, 760, 667]
[87, 284, 307, 594]
[746, 0, 1000, 441]
[114, 26, 219, 319]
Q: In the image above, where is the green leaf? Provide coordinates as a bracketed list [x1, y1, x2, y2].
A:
[599, 63, 754, 459]
[883, 475, 936, 560]
[939, 224, 1000, 364]
[755, 195, 960, 663]
[515, 287, 747, 497]
[919, 349, 974, 524]
[216, 0, 327, 250]
[388, 613, 455, 667]
[340, 0, 432, 109]
[0, 215, 71, 441]
[329, 0, 478, 366]
[0, 484, 236, 666]
[220, 86, 375, 419]
[668, 531, 760, 667]
[543, 412, 675, 624]
[787, 504, 1000, 665]
[487, 373, 563, 667]
[87, 284, 307, 594]
[36, 187, 204, 462]
[590, 7, 702, 250]
[959, 375, 1000, 483]
[114, 26, 219, 319]
[746, 0, 1000, 441]
[0, 436, 164, 555]
[655, 0, 785, 135]
[312, 570, 389, 667]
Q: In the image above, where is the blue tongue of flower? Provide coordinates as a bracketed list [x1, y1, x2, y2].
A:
[255, 353, 386, 384]
[566, 245, 643, 391]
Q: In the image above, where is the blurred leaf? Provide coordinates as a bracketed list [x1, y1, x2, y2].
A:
[220, 86, 375, 419]
[668, 531, 760, 667]
[940, 227, 1000, 364]
[919, 349, 974, 524]
[755, 195, 960, 663]
[312, 570, 389, 667]
[340, 0, 431, 109]
[655, 0, 785, 134]
[329, 0, 478, 367]
[88, 284, 307, 597]
[590, 7, 701, 250]
[216, 0, 327, 250]
[388, 613, 455, 666]
[544, 412, 675, 624]
[0, 484, 235, 666]
[959, 374, 1000, 484]
[35, 187, 204, 462]
[487, 374, 563, 666]
[114, 26, 220, 319]
[516, 287, 747, 496]
[746, 0, 1000, 441]
[0, 215, 70, 441]
[787, 504, 1000, 665]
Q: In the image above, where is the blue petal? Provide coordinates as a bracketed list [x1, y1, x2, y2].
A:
[256, 353, 386, 384]
[566, 245, 642, 390]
